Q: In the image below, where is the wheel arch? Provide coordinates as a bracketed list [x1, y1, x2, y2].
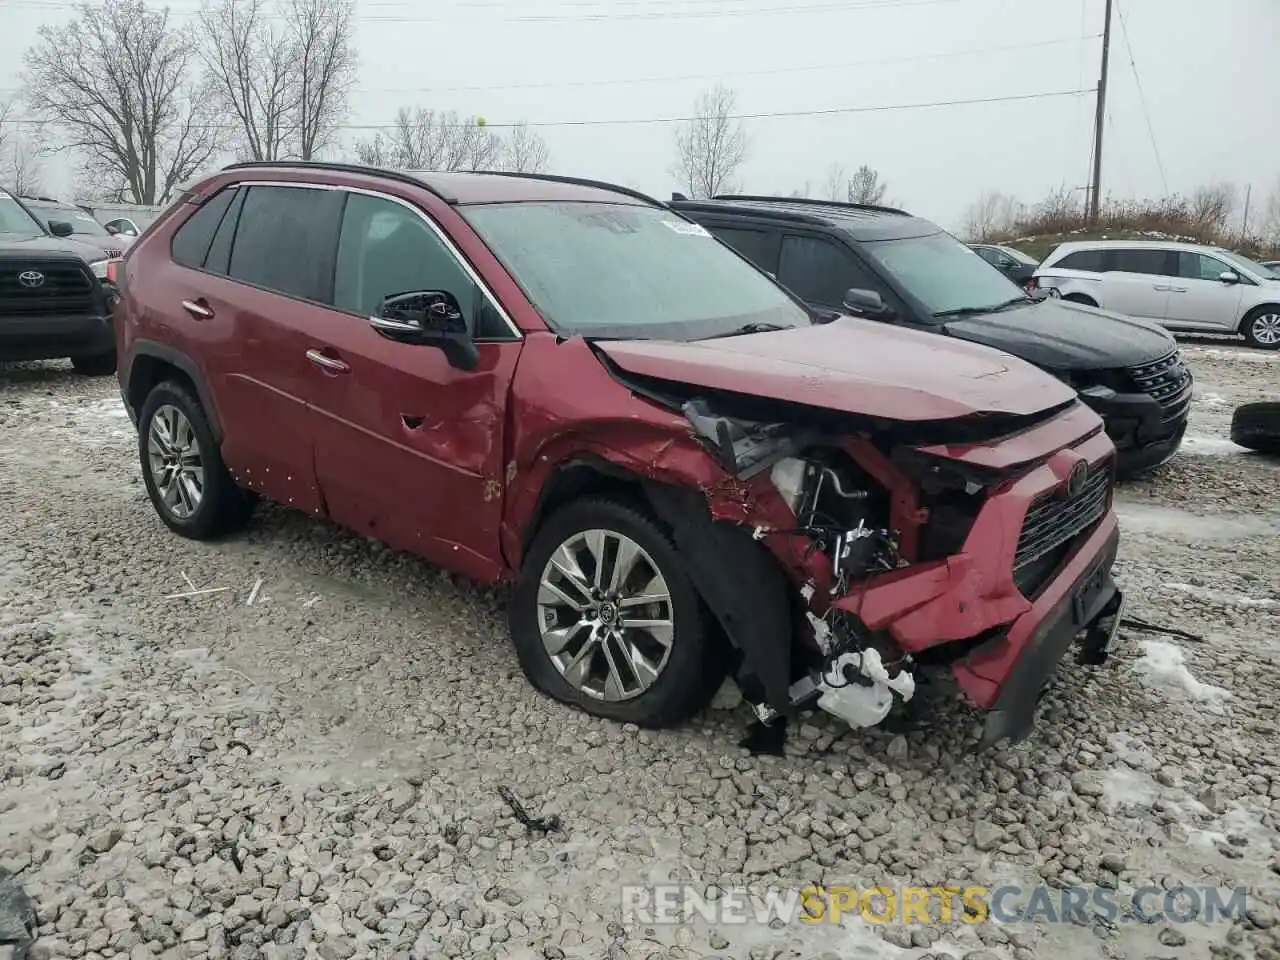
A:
[123, 340, 222, 442]
[516, 457, 801, 714]
[1239, 302, 1280, 333]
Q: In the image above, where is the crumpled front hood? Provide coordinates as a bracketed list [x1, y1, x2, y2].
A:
[594, 316, 1077, 422]
[943, 298, 1176, 370]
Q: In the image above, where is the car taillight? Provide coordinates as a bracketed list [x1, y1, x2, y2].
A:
[105, 260, 121, 285]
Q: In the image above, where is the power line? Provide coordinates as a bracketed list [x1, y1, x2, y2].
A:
[0, 0, 965, 22]
[1113, 0, 1168, 194]
[0, 34, 1099, 97]
[2, 87, 1094, 131]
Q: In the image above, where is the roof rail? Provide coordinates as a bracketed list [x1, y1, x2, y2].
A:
[220, 160, 458, 204]
[467, 170, 666, 208]
[710, 193, 910, 217]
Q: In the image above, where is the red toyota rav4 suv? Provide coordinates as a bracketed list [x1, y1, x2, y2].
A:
[114, 162, 1125, 748]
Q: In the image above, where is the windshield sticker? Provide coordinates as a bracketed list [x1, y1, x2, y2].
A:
[662, 219, 711, 237]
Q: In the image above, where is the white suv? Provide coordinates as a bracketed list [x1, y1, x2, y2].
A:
[1033, 240, 1280, 349]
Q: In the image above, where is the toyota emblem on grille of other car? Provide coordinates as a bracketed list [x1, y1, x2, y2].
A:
[18, 270, 45, 288]
[1066, 459, 1089, 498]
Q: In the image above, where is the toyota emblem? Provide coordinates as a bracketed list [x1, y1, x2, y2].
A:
[1066, 459, 1089, 498]
[18, 270, 45, 288]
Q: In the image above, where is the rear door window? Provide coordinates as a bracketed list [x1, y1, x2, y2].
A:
[170, 187, 238, 269]
[707, 226, 781, 274]
[1110, 248, 1174, 276]
[227, 185, 345, 302]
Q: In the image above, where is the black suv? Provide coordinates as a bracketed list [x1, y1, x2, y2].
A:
[0, 188, 119, 375]
[671, 195, 1191, 479]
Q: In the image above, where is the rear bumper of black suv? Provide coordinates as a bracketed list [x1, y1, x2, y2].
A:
[0, 312, 116, 362]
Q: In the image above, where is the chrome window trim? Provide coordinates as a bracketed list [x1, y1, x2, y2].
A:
[231, 179, 523, 340]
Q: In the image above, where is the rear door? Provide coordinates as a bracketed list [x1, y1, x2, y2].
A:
[1098, 247, 1175, 320]
[298, 188, 523, 583]
[1164, 250, 1247, 331]
[191, 182, 343, 513]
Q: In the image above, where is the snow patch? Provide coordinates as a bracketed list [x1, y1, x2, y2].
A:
[1194, 392, 1229, 406]
[1163, 582, 1277, 608]
[1179, 435, 1248, 456]
[1132, 640, 1229, 710]
[1194, 348, 1279, 363]
[1100, 767, 1161, 812]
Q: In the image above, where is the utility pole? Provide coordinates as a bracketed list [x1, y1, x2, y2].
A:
[1088, 0, 1114, 224]
[1240, 184, 1252, 241]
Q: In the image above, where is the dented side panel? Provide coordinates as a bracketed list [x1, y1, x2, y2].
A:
[306, 325, 522, 584]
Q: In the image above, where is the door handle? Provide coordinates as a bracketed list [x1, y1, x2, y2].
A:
[1169, 286, 1189, 293]
[305, 349, 350, 374]
[181, 299, 214, 320]
[1151, 284, 1170, 291]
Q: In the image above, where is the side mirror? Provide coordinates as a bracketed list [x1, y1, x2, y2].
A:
[1219, 271, 1240, 285]
[104, 224, 120, 235]
[49, 220, 74, 238]
[369, 290, 480, 371]
[842, 287, 894, 319]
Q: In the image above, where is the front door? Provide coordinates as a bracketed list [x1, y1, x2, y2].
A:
[1163, 250, 1246, 331]
[300, 190, 522, 583]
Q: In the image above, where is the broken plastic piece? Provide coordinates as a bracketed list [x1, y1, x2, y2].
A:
[815, 648, 915, 728]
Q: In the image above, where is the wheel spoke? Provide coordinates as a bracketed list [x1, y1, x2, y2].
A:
[599, 632, 632, 700]
[583, 530, 609, 590]
[617, 573, 670, 609]
[538, 579, 590, 612]
[542, 620, 589, 657]
[607, 536, 643, 595]
[621, 636, 662, 689]
[623, 618, 674, 648]
[548, 544, 593, 600]
[560, 629, 600, 689]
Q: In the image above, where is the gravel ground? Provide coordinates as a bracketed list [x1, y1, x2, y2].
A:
[1, 342, 1278, 960]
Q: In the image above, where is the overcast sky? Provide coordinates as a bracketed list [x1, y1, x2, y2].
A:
[1, 0, 1277, 230]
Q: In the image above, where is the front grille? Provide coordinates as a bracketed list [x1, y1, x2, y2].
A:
[1128, 350, 1193, 425]
[1013, 461, 1110, 596]
[0, 258, 97, 316]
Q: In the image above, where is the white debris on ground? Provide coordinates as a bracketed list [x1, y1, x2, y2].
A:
[1, 342, 1279, 960]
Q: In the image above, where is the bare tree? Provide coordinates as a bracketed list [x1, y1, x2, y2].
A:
[5, 137, 45, 195]
[500, 121, 551, 174]
[1263, 179, 1280, 245]
[845, 164, 887, 205]
[1188, 182, 1236, 236]
[823, 163, 845, 201]
[199, 0, 296, 161]
[290, 0, 356, 161]
[352, 107, 502, 171]
[22, 0, 222, 204]
[0, 96, 13, 165]
[671, 84, 748, 199]
[962, 191, 1024, 241]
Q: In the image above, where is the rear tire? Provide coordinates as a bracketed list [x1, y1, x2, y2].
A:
[1063, 293, 1099, 308]
[138, 380, 254, 539]
[509, 496, 721, 727]
[1239, 307, 1280, 350]
[1230, 401, 1280, 455]
[71, 350, 117, 376]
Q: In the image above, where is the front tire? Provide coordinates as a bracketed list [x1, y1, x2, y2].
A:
[509, 497, 721, 727]
[138, 380, 254, 539]
[1240, 307, 1280, 350]
[71, 350, 117, 376]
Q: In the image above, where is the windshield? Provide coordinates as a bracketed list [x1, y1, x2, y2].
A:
[860, 231, 1028, 318]
[29, 204, 110, 236]
[459, 201, 811, 340]
[0, 194, 48, 235]
[1213, 248, 1278, 280]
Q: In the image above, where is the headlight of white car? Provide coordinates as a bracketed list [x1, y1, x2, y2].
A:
[88, 259, 109, 279]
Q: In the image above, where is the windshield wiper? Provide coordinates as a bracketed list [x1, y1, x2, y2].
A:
[933, 297, 1033, 319]
[704, 322, 793, 339]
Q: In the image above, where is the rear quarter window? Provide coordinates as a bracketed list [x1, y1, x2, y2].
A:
[1052, 249, 1107, 272]
[170, 187, 239, 269]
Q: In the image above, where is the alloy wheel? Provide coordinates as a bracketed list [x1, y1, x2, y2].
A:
[147, 404, 205, 519]
[1250, 312, 1280, 347]
[536, 528, 675, 702]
